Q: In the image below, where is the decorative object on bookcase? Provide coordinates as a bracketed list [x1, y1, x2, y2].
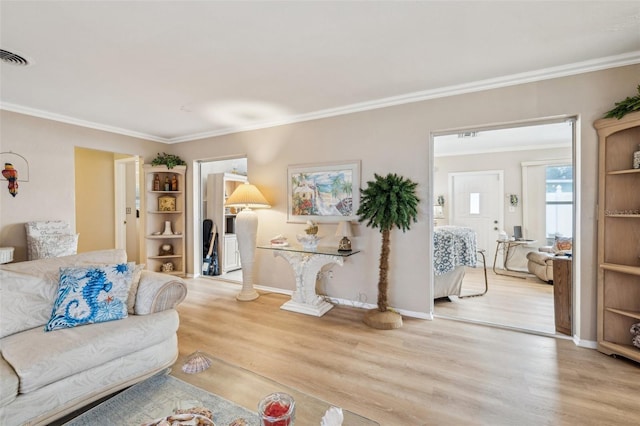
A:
[633, 144, 640, 169]
[357, 173, 419, 329]
[162, 221, 173, 235]
[594, 110, 640, 364]
[632, 323, 640, 349]
[603, 84, 640, 119]
[161, 262, 174, 273]
[158, 195, 176, 212]
[151, 152, 186, 169]
[159, 244, 173, 256]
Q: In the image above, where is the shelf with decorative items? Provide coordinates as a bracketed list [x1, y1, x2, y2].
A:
[143, 164, 186, 277]
[595, 109, 640, 364]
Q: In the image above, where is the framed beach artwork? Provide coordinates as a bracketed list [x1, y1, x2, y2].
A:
[287, 161, 360, 223]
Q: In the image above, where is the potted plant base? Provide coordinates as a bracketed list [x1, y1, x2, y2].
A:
[363, 309, 403, 330]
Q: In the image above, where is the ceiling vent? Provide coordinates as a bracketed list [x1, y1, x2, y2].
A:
[0, 49, 30, 66]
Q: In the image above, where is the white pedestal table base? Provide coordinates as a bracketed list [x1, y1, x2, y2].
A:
[271, 250, 344, 317]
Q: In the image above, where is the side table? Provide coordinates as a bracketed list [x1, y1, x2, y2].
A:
[258, 245, 360, 317]
[492, 239, 536, 278]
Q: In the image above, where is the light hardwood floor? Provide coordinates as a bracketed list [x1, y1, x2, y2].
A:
[174, 278, 639, 426]
[435, 267, 556, 335]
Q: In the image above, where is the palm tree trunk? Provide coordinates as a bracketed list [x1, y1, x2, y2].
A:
[378, 228, 390, 312]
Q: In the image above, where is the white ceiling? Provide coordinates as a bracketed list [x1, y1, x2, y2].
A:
[1, 1, 639, 143]
[434, 120, 573, 156]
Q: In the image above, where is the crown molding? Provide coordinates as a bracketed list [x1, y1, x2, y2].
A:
[0, 102, 170, 143]
[3, 51, 639, 144]
[170, 50, 640, 143]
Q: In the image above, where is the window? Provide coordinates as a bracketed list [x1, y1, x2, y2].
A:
[469, 192, 480, 215]
[546, 165, 573, 241]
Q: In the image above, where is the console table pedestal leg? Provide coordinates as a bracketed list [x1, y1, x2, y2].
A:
[272, 251, 344, 317]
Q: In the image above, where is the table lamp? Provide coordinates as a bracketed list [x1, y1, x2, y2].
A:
[336, 221, 353, 252]
[225, 182, 270, 301]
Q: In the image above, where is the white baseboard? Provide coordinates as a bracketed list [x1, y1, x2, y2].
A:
[573, 335, 598, 349]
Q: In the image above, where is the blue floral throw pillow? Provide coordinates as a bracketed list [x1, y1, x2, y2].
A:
[45, 262, 135, 332]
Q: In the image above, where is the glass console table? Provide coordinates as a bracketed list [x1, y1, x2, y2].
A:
[258, 245, 360, 317]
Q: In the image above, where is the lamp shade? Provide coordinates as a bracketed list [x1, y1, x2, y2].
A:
[335, 221, 353, 237]
[225, 182, 270, 209]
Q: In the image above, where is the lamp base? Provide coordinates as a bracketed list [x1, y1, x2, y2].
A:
[338, 236, 352, 251]
[236, 288, 259, 301]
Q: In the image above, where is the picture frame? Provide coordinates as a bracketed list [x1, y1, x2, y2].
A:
[287, 160, 360, 223]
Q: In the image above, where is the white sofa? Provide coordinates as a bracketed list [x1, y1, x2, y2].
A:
[0, 249, 187, 426]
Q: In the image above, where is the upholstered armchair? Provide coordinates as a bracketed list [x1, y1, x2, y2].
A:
[526, 248, 554, 283]
[526, 237, 573, 284]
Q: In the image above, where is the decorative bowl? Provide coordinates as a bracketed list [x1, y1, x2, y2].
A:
[296, 234, 322, 250]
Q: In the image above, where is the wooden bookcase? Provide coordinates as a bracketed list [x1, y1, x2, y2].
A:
[594, 111, 640, 363]
[143, 164, 186, 277]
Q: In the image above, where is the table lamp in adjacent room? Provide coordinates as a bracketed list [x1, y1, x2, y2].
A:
[336, 221, 353, 252]
[224, 182, 270, 301]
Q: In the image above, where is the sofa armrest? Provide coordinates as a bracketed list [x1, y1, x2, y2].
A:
[526, 251, 554, 265]
[134, 271, 187, 315]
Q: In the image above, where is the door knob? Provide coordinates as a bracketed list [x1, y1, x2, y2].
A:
[494, 220, 498, 224]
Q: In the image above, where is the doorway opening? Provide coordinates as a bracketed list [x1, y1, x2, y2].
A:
[75, 147, 141, 261]
[195, 156, 248, 283]
[431, 117, 576, 336]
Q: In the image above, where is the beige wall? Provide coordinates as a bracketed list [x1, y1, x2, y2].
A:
[175, 64, 640, 343]
[0, 110, 171, 260]
[1, 64, 638, 343]
[74, 147, 116, 252]
[434, 147, 572, 232]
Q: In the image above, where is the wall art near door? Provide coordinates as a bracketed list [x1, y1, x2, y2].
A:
[287, 161, 360, 223]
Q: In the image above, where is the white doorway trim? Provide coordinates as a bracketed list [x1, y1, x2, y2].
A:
[429, 115, 581, 342]
[114, 157, 135, 251]
[191, 155, 248, 278]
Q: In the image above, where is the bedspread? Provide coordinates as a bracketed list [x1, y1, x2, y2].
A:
[434, 226, 477, 275]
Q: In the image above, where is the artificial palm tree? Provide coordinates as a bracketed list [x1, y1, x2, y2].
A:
[357, 173, 419, 329]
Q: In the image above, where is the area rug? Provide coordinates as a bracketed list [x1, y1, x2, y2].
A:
[64, 372, 258, 425]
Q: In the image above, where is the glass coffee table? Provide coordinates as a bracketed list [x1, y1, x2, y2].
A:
[171, 351, 378, 425]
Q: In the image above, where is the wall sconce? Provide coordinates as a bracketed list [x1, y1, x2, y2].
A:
[509, 194, 519, 207]
[433, 205, 444, 219]
[335, 221, 353, 251]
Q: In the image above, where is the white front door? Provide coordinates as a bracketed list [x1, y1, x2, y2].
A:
[449, 171, 504, 267]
